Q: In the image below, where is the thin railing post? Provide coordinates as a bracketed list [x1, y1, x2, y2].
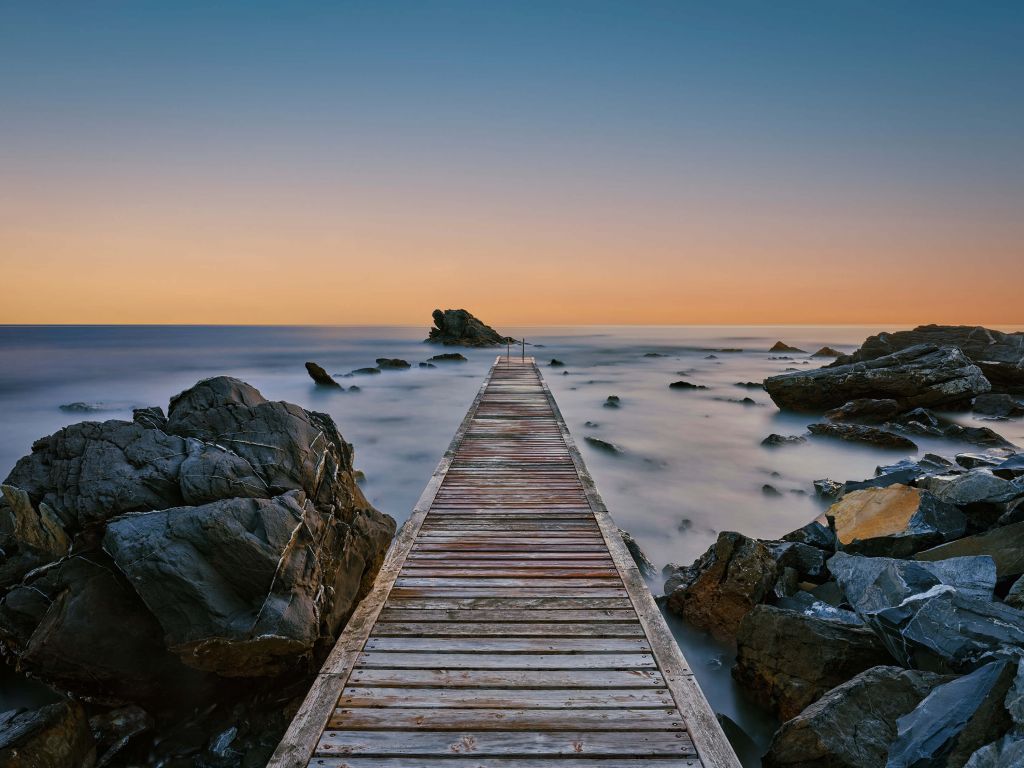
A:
[521, 337, 525, 362]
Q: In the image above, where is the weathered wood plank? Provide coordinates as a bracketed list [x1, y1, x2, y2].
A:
[346, 669, 667, 689]
[337, 687, 676, 709]
[327, 706, 681, 731]
[355, 652, 655, 670]
[310, 759, 701, 768]
[361, 636, 651, 653]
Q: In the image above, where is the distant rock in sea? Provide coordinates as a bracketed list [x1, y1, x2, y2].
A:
[305, 361, 342, 388]
[425, 308, 515, 347]
[427, 352, 468, 363]
[670, 380, 707, 390]
[770, 341, 806, 353]
[812, 346, 843, 357]
[376, 357, 411, 370]
[350, 367, 381, 375]
[59, 402, 109, 413]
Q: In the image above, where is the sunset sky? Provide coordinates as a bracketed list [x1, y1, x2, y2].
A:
[1, 2, 1021, 326]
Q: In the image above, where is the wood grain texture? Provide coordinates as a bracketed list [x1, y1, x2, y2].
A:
[271, 357, 738, 768]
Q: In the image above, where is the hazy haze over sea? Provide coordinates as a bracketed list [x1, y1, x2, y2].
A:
[3, 324, 1022, 762]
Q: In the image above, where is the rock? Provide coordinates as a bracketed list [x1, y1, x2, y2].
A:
[888, 658, 1017, 768]
[916, 521, 1024, 579]
[829, 552, 997, 615]
[705, 354, 718, 359]
[350, 367, 380, 375]
[418, 362, 436, 368]
[765, 344, 991, 413]
[0, 484, 69, 585]
[763, 484, 783, 497]
[1006, 575, 1024, 609]
[375, 357, 410, 370]
[736, 381, 764, 389]
[669, 380, 707, 390]
[427, 352, 467, 363]
[304, 361, 342, 388]
[549, 359, 565, 367]
[808, 423, 918, 450]
[771, 541, 829, 582]
[88, 705, 152, 767]
[347, 385, 361, 392]
[825, 485, 966, 558]
[992, 454, 1024, 480]
[643, 352, 669, 357]
[814, 478, 844, 499]
[762, 434, 807, 448]
[733, 606, 894, 720]
[957, 453, 1008, 470]
[60, 402, 108, 413]
[811, 346, 843, 357]
[664, 532, 777, 640]
[974, 394, 1024, 418]
[965, 735, 1024, 768]
[888, 408, 1017, 450]
[920, 469, 1020, 507]
[425, 308, 514, 347]
[584, 436, 621, 454]
[831, 324, 1024, 391]
[603, 395, 621, 408]
[771, 341, 807, 353]
[824, 398, 902, 424]
[782, 520, 838, 551]
[619, 530, 656, 580]
[131, 406, 167, 430]
[0, 699, 96, 768]
[774, 590, 862, 624]
[764, 666, 950, 768]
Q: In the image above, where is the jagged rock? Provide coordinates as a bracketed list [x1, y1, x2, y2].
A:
[762, 434, 807, 448]
[304, 361, 342, 388]
[132, 406, 167, 430]
[88, 705, 152, 767]
[992, 454, 1024, 480]
[733, 606, 894, 720]
[814, 478, 844, 499]
[888, 408, 1017, 450]
[974, 394, 1024, 418]
[427, 352, 467, 362]
[831, 324, 1024, 391]
[921, 469, 1020, 506]
[663, 532, 777, 640]
[782, 520, 838, 552]
[965, 735, 1024, 768]
[669, 380, 707, 390]
[1006, 576, 1024, 610]
[764, 666, 950, 768]
[765, 344, 990, 412]
[825, 485, 965, 558]
[812, 346, 843, 357]
[957, 453, 1009, 470]
[619, 530, 656, 580]
[888, 658, 1017, 768]
[0, 484, 69, 585]
[0, 699, 96, 768]
[771, 341, 807, 353]
[829, 552, 997, 615]
[771, 541, 829, 582]
[824, 398, 902, 424]
[808, 423, 918, 450]
[584, 436, 621, 454]
[774, 590, 862, 624]
[916, 521, 1024, 579]
[425, 308, 513, 347]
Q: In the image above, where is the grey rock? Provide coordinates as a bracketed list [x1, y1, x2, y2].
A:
[921, 470, 1019, 506]
[426, 308, 514, 347]
[669, 380, 707, 390]
[809, 422, 918, 450]
[889, 408, 1017, 450]
[916, 521, 1024, 579]
[0, 699, 97, 768]
[992, 454, 1024, 480]
[782, 520, 838, 552]
[88, 705, 152, 767]
[771, 541, 829, 582]
[0, 484, 69, 586]
[765, 344, 991, 413]
[603, 395, 621, 408]
[764, 666, 950, 768]
[304, 361, 342, 388]
[964, 735, 1024, 768]
[549, 358, 566, 367]
[619, 529, 656, 580]
[178, 438, 269, 506]
[418, 361, 436, 368]
[888, 658, 1016, 768]
[762, 433, 807, 448]
[831, 324, 1024, 391]
[733, 605, 895, 720]
[774, 590, 862, 625]
[350, 367, 380, 375]
[814, 478, 844, 499]
[1006, 576, 1024, 610]
[59, 402, 108, 413]
[584, 436, 621, 454]
[825, 398, 902, 424]
[974, 394, 1024, 418]
[956, 453, 1009, 470]
[427, 352, 467, 362]
[375, 357, 410, 369]
[132, 406, 167, 430]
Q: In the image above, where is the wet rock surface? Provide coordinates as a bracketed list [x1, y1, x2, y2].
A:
[808, 423, 918, 450]
[0, 699, 96, 768]
[425, 308, 514, 347]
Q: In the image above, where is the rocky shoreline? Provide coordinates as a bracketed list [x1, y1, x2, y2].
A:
[663, 325, 1024, 767]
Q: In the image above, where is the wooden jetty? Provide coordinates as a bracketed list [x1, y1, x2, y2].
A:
[269, 357, 740, 768]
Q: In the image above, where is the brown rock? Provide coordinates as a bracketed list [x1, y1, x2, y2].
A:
[304, 361, 342, 388]
[0, 700, 96, 768]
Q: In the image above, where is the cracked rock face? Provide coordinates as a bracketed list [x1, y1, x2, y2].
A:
[764, 344, 991, 413]
[0, 376, 395, 698]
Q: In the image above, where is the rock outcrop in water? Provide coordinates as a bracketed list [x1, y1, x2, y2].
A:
[831, 324, 1024, 391]
[425, 308, 514, 347]
[0, 376, 395, 765]
[764, 344, 990, 412]
[305, 361, 342, 388]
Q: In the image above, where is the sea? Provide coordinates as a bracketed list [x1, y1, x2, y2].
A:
[3, 324, 1022, 764]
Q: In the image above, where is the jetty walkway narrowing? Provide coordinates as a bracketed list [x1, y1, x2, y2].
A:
[269, 357, 740, 768]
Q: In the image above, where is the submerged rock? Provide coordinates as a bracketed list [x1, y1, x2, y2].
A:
[889, 408, 1017, 450]
[669, 380, 707, 390]
[427, 352, 467, 363]
[761, 434, 807, 448]
[811, 346, 843, 357]
[304, 361, 342, 388]
[888, 658, 1017, 768]
[733, 605, 894, 720]
[814, 478, 844, 499]
[824, 398, 902, 424]
[764, 344, 990, 413]
[375, 357, 410, 370]
[0, 699, 96, 768]
[350, 367, 381, 375]
[771, 341, 807, 353]
[764, 666, 949, 768]
[808, 423, 918, 450]
[549, 358, 565, 367]
[425, 308, 514, 347]
[663, 532, 777, 640]
[825, 485, 965, 558]
[584, 436, 621, 454]
[603, 395, 621, 408]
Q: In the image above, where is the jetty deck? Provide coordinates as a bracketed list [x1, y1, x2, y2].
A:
[270, 357, 740, 768]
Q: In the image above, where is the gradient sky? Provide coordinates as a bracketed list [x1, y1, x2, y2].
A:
[1, 1, 1022, 325]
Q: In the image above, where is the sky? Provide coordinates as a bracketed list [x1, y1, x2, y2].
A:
[1, 1, 1022, 326]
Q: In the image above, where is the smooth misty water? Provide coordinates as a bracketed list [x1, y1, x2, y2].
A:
[2, 325, 1022, 762]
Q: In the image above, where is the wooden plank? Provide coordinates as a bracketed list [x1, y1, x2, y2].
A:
[370, 622, 644, 637]
[310, 759, 700, 768]
[376, 609, 637, 622]
[362, 636, 651, 653]
[328, 706, 681, 731]
[346, 669, 667, 689]
[356, 653, 655, 670]
[337, 687, 676, 709]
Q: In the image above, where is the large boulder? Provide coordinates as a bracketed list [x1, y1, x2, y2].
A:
[831, 324, 1024, 391]
[764, 344, 990, 413]
[0, 700, 96, 768]
[916, 521, 1024, 580]
[0, 377, 395, 719]
[425, 308, 514, 347]
[888, 658, 1017, 768]
[764, 666, 950, 768]
[663, 532, 777, 640]
[733, 606, 894, 720]
[825, 485, 965, 558]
